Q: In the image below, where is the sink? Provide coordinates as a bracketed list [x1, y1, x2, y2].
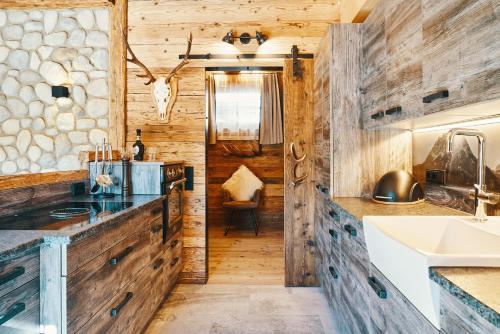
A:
[363, 216, 500, 329]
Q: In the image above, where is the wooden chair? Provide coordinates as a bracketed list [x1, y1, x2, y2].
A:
[222, 189, 262, 236]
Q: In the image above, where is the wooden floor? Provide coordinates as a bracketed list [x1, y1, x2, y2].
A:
[145, 284, 337, 334]
[208, 222, 285, 285]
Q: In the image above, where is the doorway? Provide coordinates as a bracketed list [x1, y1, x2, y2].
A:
[205, 68, 285, 285]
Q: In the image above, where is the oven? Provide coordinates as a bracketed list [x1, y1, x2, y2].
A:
[162, 163, 186, 243]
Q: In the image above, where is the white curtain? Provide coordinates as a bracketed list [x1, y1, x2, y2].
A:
[260, 73, 283, 144]
[214, 74, 262, 140]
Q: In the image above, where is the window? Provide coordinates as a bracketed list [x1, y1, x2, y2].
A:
[214, 74, 262, 140]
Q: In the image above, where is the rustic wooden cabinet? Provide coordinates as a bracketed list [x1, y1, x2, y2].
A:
[40, 198, 183, 334]
[0, 248, 40, 334]
[316, 202, 498, 334]
[421, 0, 500, 115]
[361, 0, 387, 128]
[368, 265, 438, 334]
[362, 0, 500, 128]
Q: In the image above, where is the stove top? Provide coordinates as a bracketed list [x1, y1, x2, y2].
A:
[0, 201, 134, 231]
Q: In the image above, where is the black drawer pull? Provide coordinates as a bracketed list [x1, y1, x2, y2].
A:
[110, 292, 133, 317]
[368, 276, 387, 299]
[423, 90, 449, 103]
[385, 106, 402, 115]
[315, 184, 321, 190]
[371, 111, 384, 120]
[170, 257, 179, 267]
[328, 266, 338, 280]
[151, 224, 162, 234]
[110, 246, 133, 266]
[153, 259, 164, 270]
[321, 187, 328, 194]
[0, 266, 25, 286]
[343, 224, 357, 237]
[328, 210, 339, 221]
[328, 229, 338, 241]
[170, 239, 179, 248]
[0, 303, 25, 325]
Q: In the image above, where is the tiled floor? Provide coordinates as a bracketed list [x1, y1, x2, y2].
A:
[145, 284, 336, 334]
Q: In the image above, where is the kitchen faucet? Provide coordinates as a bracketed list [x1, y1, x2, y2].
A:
[446, 128, 499, 222]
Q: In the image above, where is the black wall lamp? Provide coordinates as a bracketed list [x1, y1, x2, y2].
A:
[222, 31, 268, 45]
[51, 86, 70, 98]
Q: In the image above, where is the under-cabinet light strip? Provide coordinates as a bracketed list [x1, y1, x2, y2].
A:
[412, 116, 500, 133]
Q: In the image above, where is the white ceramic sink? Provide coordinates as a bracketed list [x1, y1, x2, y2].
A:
[363, 216, 500, 329]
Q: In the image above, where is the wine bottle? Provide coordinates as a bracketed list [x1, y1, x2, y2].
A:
[133, 129, 145, 161]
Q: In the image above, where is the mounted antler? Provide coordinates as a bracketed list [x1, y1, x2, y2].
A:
[122, 28, 193, 121]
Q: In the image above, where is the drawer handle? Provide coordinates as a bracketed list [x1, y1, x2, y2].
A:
[0, 302, 25, 325]
[110, 246, 133, 266]
[328, 229, 338, 241]
[343, 224, 357, 237]
[328, 266, 338, 280]
[423, 90, 449, 103]
[328, 210, 339, 221]
[151, 224, 162, 234]
[368, 276, 387, 299]
[170, 257, 179, 267]
[385, 106, 402, 116]
[170, 239, 179, 248]
[371, 111, 384, 120]
[315, 184, 321, 190]
[110, 292, 133, 317]
[321, 187, 328, 194]
[153, 259, 164, 270]
[0, 266, 25, 286]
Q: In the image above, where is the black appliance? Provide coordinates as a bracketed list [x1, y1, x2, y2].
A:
[372, 170, 425, 204]
[162, 163, 186, 243]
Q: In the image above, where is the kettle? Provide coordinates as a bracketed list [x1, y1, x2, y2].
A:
[373, 170, 424, 204]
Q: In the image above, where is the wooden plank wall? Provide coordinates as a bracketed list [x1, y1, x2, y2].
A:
[283, 59, 316, 287]
[126, 1, 341, 284]
[127, 67, 207, 283]
[207, 142, 284, 229]
[127, 0, 340, 68]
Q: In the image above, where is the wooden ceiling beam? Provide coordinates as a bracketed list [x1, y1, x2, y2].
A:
[340, 0, 380, 23]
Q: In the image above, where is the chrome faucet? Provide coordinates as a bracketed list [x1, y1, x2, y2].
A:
[446, 128, 499, 222]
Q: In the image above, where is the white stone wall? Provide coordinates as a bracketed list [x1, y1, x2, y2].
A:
[0, 8, 109, 175]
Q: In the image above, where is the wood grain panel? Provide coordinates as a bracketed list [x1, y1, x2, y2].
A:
[126, 0, 340, 68]
[207, 142, 284, 229]
[127, 67, 207, 283]
[283, 59, 316, 287]
[0, 170, 87, 191]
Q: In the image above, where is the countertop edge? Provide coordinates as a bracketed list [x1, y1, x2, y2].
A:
[0, 195, 165, 260]
[429, 268, 500, 328]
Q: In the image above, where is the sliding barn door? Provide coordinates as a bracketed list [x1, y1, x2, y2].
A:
[283, 59, 317, 287]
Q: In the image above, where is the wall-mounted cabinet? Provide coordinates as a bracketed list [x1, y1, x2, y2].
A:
[362, 0, 500, 129]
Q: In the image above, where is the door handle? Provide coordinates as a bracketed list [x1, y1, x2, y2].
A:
[343, 224, 357, 237]
[368, 276, 387, 299]
[0, 303, 25, 325]
[423, 90, 449, 103]
[0, 266, 25, 286]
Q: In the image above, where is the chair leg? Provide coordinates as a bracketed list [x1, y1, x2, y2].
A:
[224, 210, 234, 236]
[252, 209, 260, 236]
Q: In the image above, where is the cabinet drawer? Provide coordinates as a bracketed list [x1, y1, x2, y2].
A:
[0, 248, 39, 299]
[75, 265, 153, 334]
[67, 201, 163, 274]
[339, 213, 371, 334]
[150, 217, 183, 260]
[368, 264, 437, 334]
[0, 279, 40, 334]
[67, 229, 150, 332]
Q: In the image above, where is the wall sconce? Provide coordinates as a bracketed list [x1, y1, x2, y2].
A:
[222, 31, 268, 45]
[51, 86, 70, 98]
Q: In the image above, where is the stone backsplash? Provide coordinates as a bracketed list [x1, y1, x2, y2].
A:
[413, 123, 500, 215]
[0, 8, 109, 175]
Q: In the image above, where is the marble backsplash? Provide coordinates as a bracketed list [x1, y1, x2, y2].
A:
[413, 123, 500, 215]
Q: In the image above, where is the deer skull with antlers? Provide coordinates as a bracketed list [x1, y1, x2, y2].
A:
[125, 33, 192, 121]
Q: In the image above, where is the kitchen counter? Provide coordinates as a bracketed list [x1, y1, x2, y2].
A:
[330, 197, 499, 329]
[0, 194, 165, 261]
[331, 197, 466, 222]
[430, 267, 500, 327]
